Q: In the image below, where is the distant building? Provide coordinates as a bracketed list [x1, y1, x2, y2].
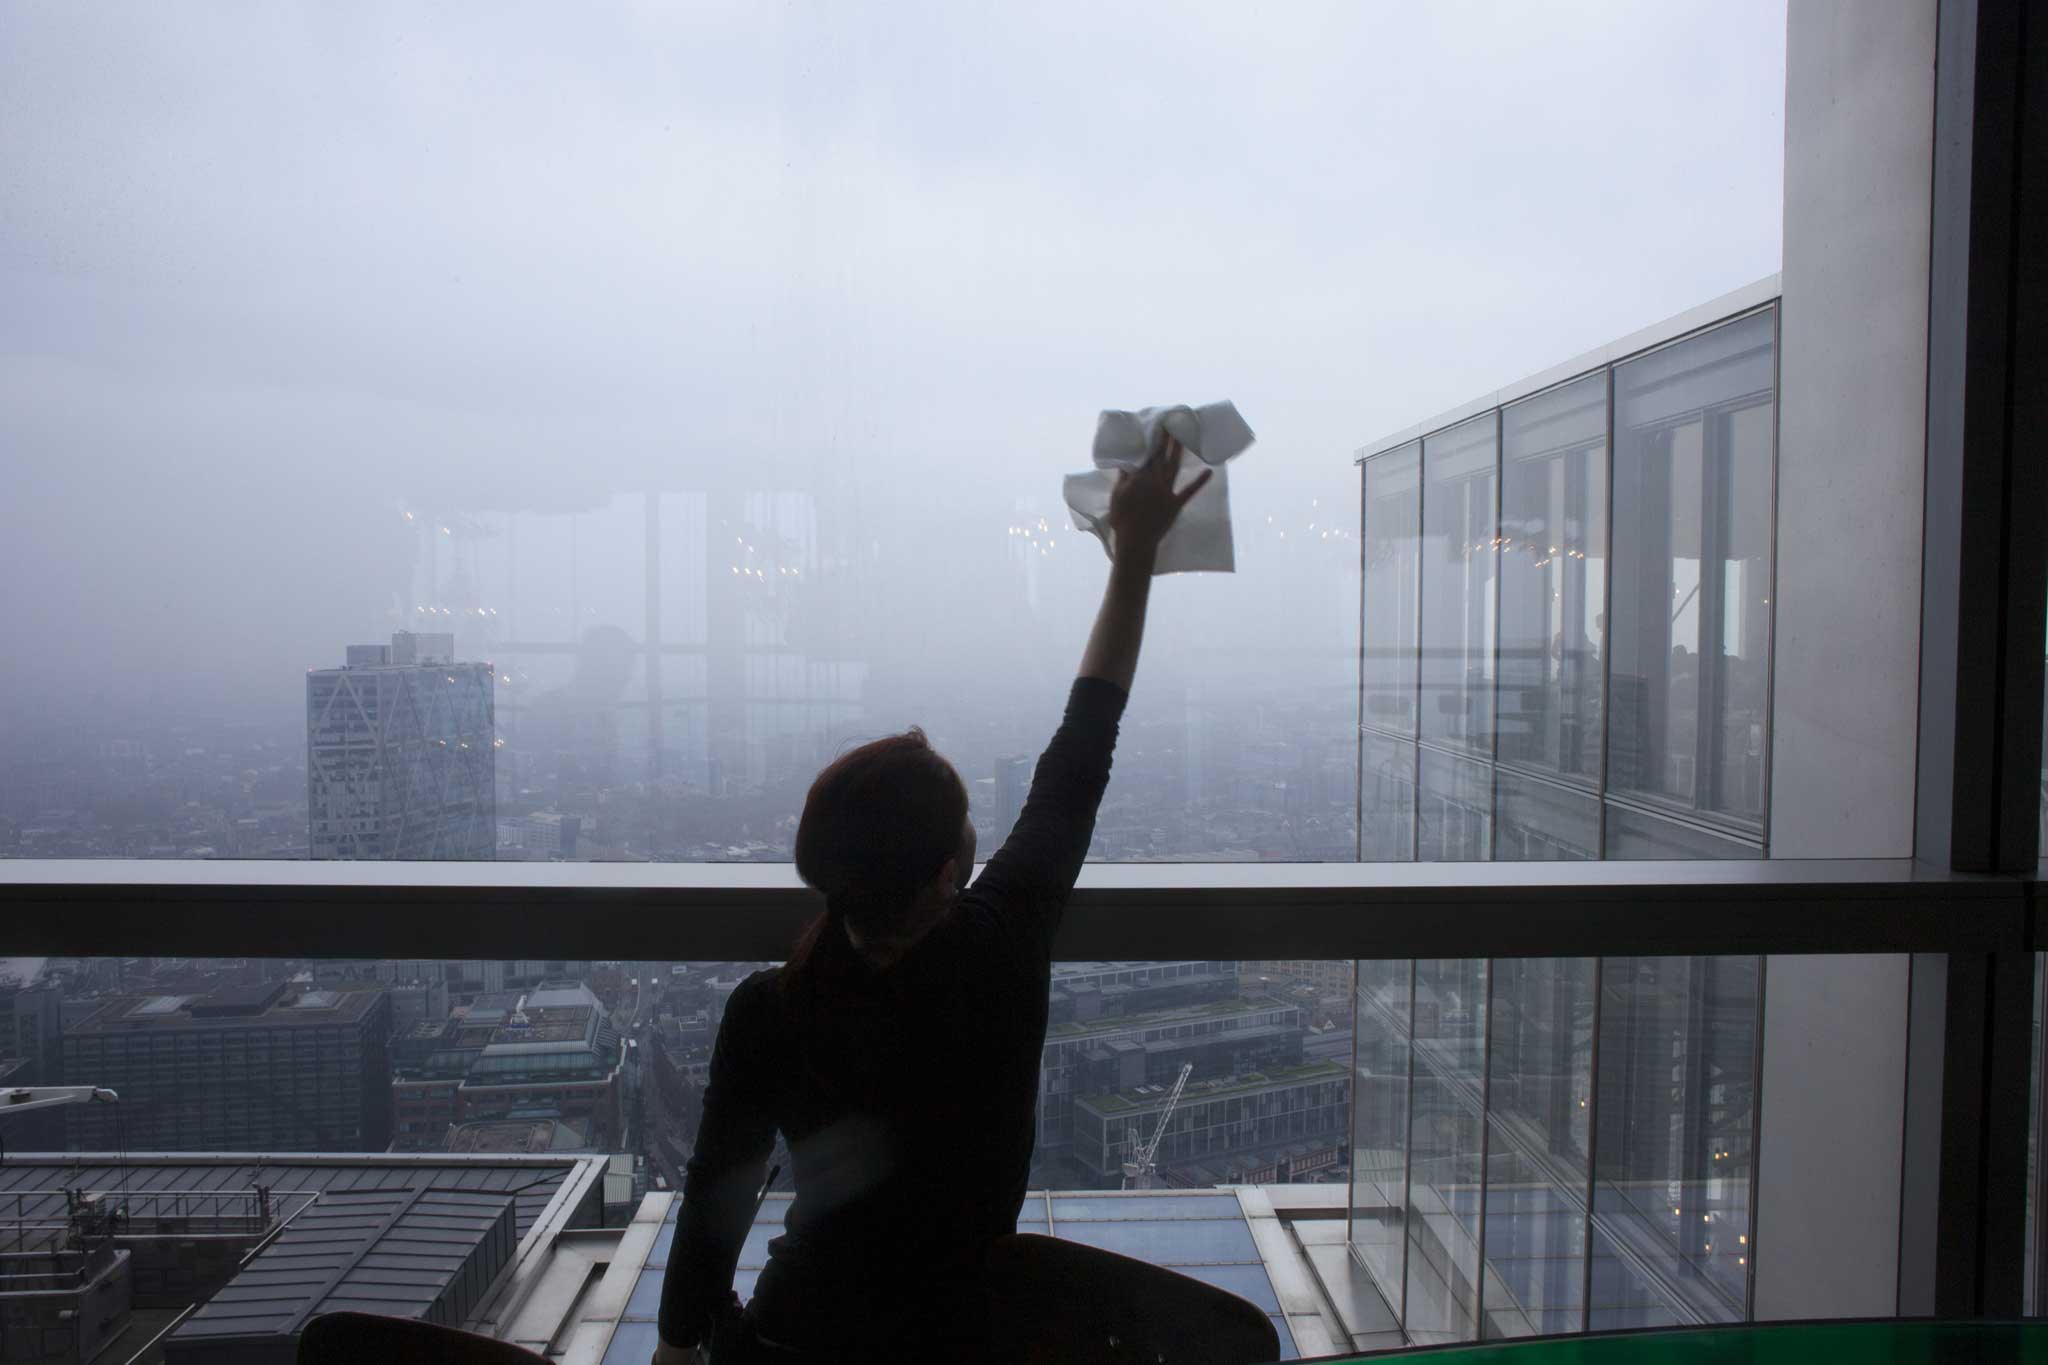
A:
[0, 983, 68, 1148]
[61, 983, 392, 1152]
[307, 631, 495, 859]
[392, 985, 625, 1152]
[1241, 961, 1355, 998]
[992, 755, 1033, 840]
[496, 811, 582, 859]
[1037, 963, 1303, 1159]
[1070, 1059, 1351, 1183]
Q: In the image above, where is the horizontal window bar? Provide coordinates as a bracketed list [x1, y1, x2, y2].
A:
[0, 859, 2028, 961]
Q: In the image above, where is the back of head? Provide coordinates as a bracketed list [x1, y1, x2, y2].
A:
[793, 727, 967, 947]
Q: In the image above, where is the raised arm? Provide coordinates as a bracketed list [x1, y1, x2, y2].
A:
[969, 434, 1211, 950]
[1077, 434, 1211, 692]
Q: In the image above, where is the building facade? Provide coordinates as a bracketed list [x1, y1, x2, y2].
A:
[1071, 1060, 1351, 1183]
[61, 983, 392, 1152]
[1038, 962, 1301, 1161]
[391, 985, 625, 1152]
[1349, 288, 1781, 1342]
[307, 631, 496, 860]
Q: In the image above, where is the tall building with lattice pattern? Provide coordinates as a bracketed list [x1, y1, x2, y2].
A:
[308, 632, 495, 860]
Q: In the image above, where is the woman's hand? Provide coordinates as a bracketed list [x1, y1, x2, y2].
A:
[651, 1340, 705, 1365]
[1106, 431, 1212, 562]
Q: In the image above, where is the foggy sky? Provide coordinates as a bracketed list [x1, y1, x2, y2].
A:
[0, 1, 1785, 729]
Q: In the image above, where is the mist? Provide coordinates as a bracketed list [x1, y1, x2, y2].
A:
[0, 0, 1784, 850]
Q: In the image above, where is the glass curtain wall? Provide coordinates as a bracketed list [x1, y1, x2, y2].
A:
[1353, 304, 1776, 861]
[1349, 305, 1776, 1343]
[1349, 954, 1759, 1342]
[1360, 444, 1422, 861]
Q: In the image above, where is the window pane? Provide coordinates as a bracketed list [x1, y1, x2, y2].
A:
[1363, 444, 1423, 738]
[1603, 804, 1760, 859]
[1418, 749, 1491, 863]
[1499, 375, 1608, 784]
[1589, 956, 1757, 1330]
[1050, 1217, 1259, 1264]
[1421, 416, 1500, 756]
[1481, 958, 1594, 1338]
[1494, 769, 1599, 862]
[1608, 309, 1776, 831]
[1404, 958, 1489, 1344]
[1351, 960, 1412, 1311]
[1360, 732, 1417, 863]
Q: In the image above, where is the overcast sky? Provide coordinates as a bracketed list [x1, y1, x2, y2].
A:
[0, 1, 1785, 728]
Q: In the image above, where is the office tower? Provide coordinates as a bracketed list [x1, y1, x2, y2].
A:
[62, 983, 392, 1152]
[993, 755, 1033, 841]
[307, 631, 496, 859]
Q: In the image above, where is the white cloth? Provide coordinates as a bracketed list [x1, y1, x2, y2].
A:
[1062, 401, 1256, 574]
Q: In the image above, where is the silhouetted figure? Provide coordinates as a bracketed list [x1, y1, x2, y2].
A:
[655, 439, 1229, 1363]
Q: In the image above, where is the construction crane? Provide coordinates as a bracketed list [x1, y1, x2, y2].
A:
[0, 1087, 119, 1162]
[1120, 1063, 1193, 1191]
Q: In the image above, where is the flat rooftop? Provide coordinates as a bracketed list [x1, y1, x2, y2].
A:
[69, 985, 383, 1034]
[1047, 994, 1296, 1041]
[1079, 1061, 1349, 1117]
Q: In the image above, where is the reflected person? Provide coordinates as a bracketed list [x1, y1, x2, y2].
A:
[653, 435, 1212, 1363]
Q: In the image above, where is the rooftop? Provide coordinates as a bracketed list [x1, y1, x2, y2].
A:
[166, 1186, 517, 1356]
[1046, 993, 1295, 1041]
[70, 984, 384, 1034]
[1078, 1060, 1349, 1117]
[1355, 273, 1781, 462]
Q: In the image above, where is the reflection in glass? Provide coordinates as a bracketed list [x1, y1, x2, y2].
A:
[1603, 804, 1760, 859]
[1588, 956, 1757, 1330]
[1418, 749, 1491, 863]
[1498, 376, 1607, 784]
[1363, 443, 1423, 736]
[1405, 958, 1489, 1343]
[1421, 417, 1500, 756]
[1351, 960, 1413, 1306]
[1361, 732, 1417, 862]
[1480, 958, 1594, 1338]
[1608, 309, 1775, 833]
[1495, 770, 1599, 862]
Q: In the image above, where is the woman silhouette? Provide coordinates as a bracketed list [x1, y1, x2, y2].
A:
[654, 436, 1211, 1363]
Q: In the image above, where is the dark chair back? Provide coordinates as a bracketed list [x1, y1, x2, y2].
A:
[983, 1232, 1282, 1365]
[298, 1311, 550, 1365]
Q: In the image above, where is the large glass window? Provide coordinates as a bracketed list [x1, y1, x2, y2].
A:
[1352, 959, 1414, 1308]
[1363, 443, 1423, 739]
[1482, 957, 1594, 1339]
[1418, 749, 1492, 864]
[1358, 306, 1774, 865]
[1589, 955, 1758, 1330]
[1420, 417, 1500, 757]
[1498, 375, 1607, 786]
[1403, 958, 1489, 1343]
[1351, 953, 1760, 1343]
[1607, 310, 1776, 842]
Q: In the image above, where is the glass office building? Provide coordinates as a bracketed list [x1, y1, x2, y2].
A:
[1350, 294, 1779, 1341]
[1358, 301, 1779, 864]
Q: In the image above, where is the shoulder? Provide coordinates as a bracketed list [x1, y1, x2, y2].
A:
[732, 967, 784, 1010]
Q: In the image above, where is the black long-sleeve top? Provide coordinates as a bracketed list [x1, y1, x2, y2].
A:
[658, 677, 1128, 1358]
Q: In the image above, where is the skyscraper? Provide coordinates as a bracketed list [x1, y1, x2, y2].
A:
[308, 632, 496, 859]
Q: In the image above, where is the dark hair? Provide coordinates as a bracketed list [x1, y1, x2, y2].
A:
[786, 727, 968, 982]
